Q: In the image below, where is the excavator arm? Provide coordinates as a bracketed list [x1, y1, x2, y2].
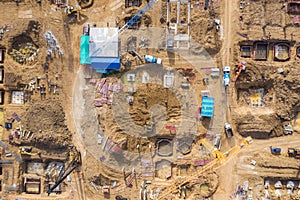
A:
[200, 138, 224, 161]
[157, 137, 253, 199]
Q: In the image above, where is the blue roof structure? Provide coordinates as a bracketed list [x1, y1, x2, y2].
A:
[91, 57, 120, 71]
[88, 28, 120, 74]
[201, 96, 215, 118]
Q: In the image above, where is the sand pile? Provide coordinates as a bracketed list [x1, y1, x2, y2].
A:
[22, 99, 71, 150]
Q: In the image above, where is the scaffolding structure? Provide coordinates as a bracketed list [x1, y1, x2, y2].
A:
[166, 0, 191, 50]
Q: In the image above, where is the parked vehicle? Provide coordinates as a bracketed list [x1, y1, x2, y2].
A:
[224, 123, 233, 137]
[223, 66, 230, 88]
[144, 55, 162, 64]
[270, 146, 281, 155]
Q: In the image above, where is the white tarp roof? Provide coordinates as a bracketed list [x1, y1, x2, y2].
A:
[89, 28, 119, 58]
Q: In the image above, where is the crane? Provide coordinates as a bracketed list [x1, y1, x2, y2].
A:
[118, 0, 158, 34]
[156, 137, 253, 199]
[91, 0, 159, 57]
[47, 146, 81, 195]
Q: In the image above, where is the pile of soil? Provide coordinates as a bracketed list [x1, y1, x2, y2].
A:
[233, 109, 282, 138]
[22, 99, 71, 150]
[234, 59, 300, 138]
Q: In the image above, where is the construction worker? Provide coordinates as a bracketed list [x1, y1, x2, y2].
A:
[144, 99, 147, 108]
[58, 50, 63, 59]
[129, 98, 133, 106]
[268, 32, 271, 40]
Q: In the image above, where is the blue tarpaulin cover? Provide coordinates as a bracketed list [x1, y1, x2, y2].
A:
[91, 57, 120, 72]
[201, 96, 214, 118]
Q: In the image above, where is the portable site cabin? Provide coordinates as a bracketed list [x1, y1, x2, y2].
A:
[0, 67, 3, 83]
[0, 48, 5, 63]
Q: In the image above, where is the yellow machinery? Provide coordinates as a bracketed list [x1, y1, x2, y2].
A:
[200, 138, 224, 161]
[65, 6, 80, 16]
[157, 137, 253, 199]
[18, 147, 38, 156]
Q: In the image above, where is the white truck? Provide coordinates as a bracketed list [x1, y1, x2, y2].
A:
[224, 123, 233, 137]
[223, 66, 230, 88]
[144, 55, 162, 64]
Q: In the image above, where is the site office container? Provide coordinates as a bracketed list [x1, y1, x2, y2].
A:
[0, 48, 5, 63]
[0, 67, 4, 83]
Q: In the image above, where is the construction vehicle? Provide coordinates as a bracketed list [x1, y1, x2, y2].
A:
[157, 137, 253, 199]
[65, 6, 79, 16]
[145, 121, 154, 133]
[283, 125, 293, 135]
[65, 5, 86, 23]
[270, 146, 281, 155]
[224, 123, 233, 137]
[18, 147, 39, 156]
[47, 146, 81, 195]
[288, 148, 300, 159]
[200, 138, 224, 160]
[144, 55, 162, 64]
[234, 60, 246, 82]
[214, 134, 222, 150]
[128, 50, 144, 64]
[223, 66, 230, 88]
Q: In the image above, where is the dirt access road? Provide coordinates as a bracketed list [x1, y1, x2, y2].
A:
[212, 0, 241, 199]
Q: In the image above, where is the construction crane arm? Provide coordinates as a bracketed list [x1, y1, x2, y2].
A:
[47, 147, 81, 195]
[118, 0, 158, 34]
[47, 165, 77, 195]
[90, 0, 158, 57]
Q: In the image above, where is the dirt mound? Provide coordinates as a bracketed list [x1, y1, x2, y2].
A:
[22, 99, 71, 150]
[234, 59, 300, 138]
[234, 108, 283, 138]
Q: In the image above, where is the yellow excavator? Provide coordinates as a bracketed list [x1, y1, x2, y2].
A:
[18, 147, 39, 156]
[200, 138, 224, 161]
[65, 6, 79, 16]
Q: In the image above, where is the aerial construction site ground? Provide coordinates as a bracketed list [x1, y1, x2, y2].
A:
[0, 0, 299, 199]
